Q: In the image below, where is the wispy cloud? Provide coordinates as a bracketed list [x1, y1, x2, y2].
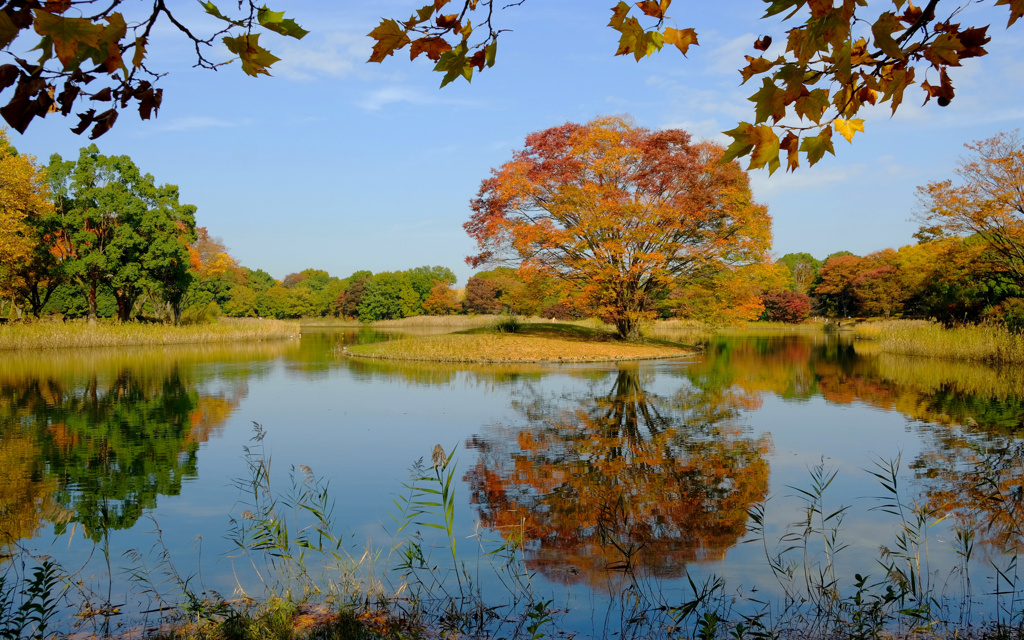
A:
[355, 85, 482, 111]
[273, 32, 370, 81]
[155, 116, 249, 132]
[750, 164, 862, 196]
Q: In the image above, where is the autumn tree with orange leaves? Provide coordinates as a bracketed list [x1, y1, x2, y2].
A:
[917, 130, 1024, 288]
[465, 117, 772, 341]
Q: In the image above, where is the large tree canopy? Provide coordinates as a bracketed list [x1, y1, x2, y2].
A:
[916, 130, 1024, 288]
[371, 0, 1014, 172]
[47, 144, 197, 322]
[465, 116, 772, 340]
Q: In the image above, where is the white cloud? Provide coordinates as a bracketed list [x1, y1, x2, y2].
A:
[707, 33, 758, 76]
[750, 164, 862, 197]
[273, 32, 370, 81]
[355, 86, 482, 111]
[155, 116, 248, 132]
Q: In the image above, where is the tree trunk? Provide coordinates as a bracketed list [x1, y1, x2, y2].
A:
[116, 293, 130, 322]
[86, 280, 98, 324]
[615, 316, 641, 342]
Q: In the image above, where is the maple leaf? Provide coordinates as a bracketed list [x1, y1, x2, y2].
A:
[753, 35, 772, 51]
[636, 1, 665, 18]
[663, 27, 698, 55]
[410, 36, 452, 61]
[921, 68, 955, 104]
[608, 1, 631, 28]
[721, 123, 756, 164]
[33, 10, 103, 67]
[485, 40, 497, 67]
[201, 2, 244, 27]
[763, 0, 802, 18]
[780, 131, 800, 172]
[415, 4, 435, 22]
[749, 78, 785, 124]
[880, 66, 915, 113]
[957, 26, 990, 58]
[833, 117, 864, 143]
[614, 17, 647, 61]
[995, 0, 1024, 27]
[44, 0, 71, 13]
[807, 0, 832, 19]
[132, 36, 147, 69]
[257, 7, 308, 40]
[747, 124, 781, 174]
[436, 13, 460, 30]
[794, 88, 830, 123]
[923, 33, 963, 69]
[799, 126, 835, 166]
[739, 55, 775, 83]
[368, 19, 412, 63]
[871, 12, 905, 60]
[0, 12, 17, 50]
[222, 33, 280, 77]
[434, 43, 472, 87]
[94, 13, 126, 73]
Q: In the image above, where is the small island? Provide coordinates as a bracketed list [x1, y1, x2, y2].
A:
[341, 322, 698, 363]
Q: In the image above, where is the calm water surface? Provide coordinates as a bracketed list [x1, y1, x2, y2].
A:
[3, 327, 1024, 636]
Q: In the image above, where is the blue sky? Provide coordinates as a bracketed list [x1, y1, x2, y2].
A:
[9, 1, 1024, 285]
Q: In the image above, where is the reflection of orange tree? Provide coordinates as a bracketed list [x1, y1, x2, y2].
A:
[911, 422, 1024, 554]
[466, 366, 771, 588]
[0, 435, 68, 556]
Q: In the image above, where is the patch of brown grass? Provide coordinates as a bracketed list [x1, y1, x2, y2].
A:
[0, 318, 299, 351]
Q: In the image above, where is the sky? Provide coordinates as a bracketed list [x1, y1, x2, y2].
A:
[8, 0, 1024, 285]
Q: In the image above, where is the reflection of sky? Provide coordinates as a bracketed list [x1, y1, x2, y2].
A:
[7, 329, 1024, 634]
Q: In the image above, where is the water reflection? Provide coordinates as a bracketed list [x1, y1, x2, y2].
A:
[466, 365, 772, 587]
[0, 343, 288, 550]
[685, 334, 1024, 554]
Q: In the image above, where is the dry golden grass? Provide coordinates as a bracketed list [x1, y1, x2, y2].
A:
[854, 319, 1024, 364]
[868, 351, 1024, 399]
[0, 318, 299, 351]
[343, 323, 696, 363]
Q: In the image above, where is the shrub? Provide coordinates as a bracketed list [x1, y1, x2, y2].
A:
[991, 297, 1024, 334]
[761, 290, 812, 323]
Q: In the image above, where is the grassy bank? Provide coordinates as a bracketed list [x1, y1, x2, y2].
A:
[343, 322, 696, 363]
[0, 318, 300, 351]
[855, 319, 1024, 364]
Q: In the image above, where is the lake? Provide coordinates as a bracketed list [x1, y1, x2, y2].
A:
[3, 326, 1024, 638]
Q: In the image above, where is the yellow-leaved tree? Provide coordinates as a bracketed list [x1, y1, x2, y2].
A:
[916, 130, 1024, 288]
[0, 128, 54, 318]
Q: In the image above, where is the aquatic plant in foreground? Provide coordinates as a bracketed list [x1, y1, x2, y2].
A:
[5, 433, 1024, 639]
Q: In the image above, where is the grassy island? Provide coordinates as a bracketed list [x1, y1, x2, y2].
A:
[341, 321, 698, 363]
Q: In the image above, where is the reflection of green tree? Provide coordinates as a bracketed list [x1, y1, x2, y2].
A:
[44, 369, 200, 540]
[1, 364, 242, 543]
[467, 366, 772, 587]
[686, 335, 860, 402]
